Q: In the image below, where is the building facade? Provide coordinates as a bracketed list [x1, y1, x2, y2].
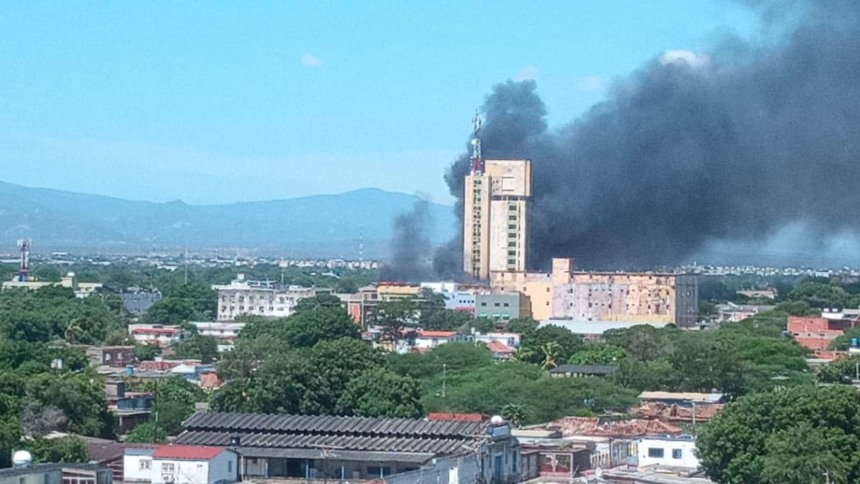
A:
[475, 293, 531, 320]
[175, 412, 522, 484]
[464, 159, 533, 280]
[213, 275, 326, 321]
[491, 258, 698, 326]
[634, 436, 700, 469]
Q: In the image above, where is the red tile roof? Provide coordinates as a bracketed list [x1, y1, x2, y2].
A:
[530, 417, 682, 438]
[152, 445, 225, 460]
[485, 340, 514, 353]
[199, 373, 223, 389]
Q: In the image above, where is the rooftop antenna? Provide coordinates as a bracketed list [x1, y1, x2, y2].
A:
[470, 109, 484, 175]
[16, 239, 31, 282]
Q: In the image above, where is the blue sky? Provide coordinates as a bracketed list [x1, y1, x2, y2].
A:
[0, 1, 760, 205]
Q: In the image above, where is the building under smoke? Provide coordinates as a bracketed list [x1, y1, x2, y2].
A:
[463, 114, 533, 280]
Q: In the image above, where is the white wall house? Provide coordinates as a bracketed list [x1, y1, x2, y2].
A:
[124, 447, 157, 482]
[191, 321, 246, 352]
[151, 445, 237, 484]
[636, 436, 699, 469]
[413, 331, 458, 349]
[128, 324, 184, 348]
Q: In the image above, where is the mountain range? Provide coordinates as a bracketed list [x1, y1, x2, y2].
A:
[0, 181, 456, 258]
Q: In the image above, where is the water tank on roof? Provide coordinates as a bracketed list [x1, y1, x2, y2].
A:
[12, 450, 32, 468]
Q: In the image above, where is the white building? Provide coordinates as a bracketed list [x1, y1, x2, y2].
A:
[124, 447, 158, 482]
[635, 436, 700, 469]
[474, 332, 521, 348]
[413, 330, 458, 349]
[139, 445, 238, 484]
[212, 275, 322, 321]
[128, 324, 185, 348]
[191, 321, 246, 352]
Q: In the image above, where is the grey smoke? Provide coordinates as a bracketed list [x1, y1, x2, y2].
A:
[383, 201, 433, 282]
[437, 0, 860, 272]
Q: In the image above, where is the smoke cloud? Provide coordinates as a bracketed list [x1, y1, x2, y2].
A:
[382, 201, 433, 282]
[437, 0, 860, 271]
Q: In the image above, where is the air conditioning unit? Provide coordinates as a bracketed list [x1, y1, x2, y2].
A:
[163, 475, 175, 483]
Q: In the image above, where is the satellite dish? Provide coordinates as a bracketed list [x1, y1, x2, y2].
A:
[490, 415, 504, 424]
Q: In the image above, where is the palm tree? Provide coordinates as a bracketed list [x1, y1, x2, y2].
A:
[540, 342, 561, 370]
[512, 346, 534, 363]
[64, 320, 84, 344]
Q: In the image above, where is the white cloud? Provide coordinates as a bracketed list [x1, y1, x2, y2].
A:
[301, 54, 323, 67]
[576, 75, 606, 93]
[659, 50, 710, 69]
[513, 65, 539, 81]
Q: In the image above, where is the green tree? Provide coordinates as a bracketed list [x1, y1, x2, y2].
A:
[28, 436, 89, 463]
[134, 344, 160, 361]
[787, 281, 849, 309]
[697, 385, 860, 483]
[125, 422, 168, 443]
[569, 344, 626, 365]
[145, 377, 207, 435]
[173, 334, 219, 363]
[519, 326, 582, 366]
[337, 368, 422, 418]
[375, 298, 418, 342]
[817, 355, 860, 384]
[293, 294, 344, 313]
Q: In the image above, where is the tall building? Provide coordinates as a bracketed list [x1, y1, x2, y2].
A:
[463, 114, 532, 280]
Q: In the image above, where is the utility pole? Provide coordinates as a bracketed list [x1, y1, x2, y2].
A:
[442, 363, 447, 398]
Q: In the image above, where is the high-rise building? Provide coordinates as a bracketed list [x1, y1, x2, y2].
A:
[463, 114, 532, 280]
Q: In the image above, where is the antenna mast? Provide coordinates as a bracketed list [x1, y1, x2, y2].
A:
[16, 239, 31, 282]
[470, 110, 484, 175]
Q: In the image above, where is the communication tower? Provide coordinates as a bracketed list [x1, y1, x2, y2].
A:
[16, 239, 31, 282]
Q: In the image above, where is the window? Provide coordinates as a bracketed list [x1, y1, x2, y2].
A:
[672, 449, 683, 459]
[161, 463, 175, 474]
[140, 459, 151, 470]
[228, 461, 233, 473]
[648, 448, 665, 459]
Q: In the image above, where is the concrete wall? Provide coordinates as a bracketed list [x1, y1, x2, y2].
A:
[124, 453, 154, 482]
[636, 439, 699, 469]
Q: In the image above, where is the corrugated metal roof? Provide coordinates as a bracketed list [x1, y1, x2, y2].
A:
[174, 430, 468, 455]
[182, 412, 488, 438]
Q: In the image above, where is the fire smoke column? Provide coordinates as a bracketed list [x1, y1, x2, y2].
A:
[382, 201, 432, 282]
[437, 0, 860, 271]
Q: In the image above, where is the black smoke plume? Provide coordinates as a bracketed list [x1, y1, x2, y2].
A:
[437, 0, 860, 271]
[382, 201, 432, 282]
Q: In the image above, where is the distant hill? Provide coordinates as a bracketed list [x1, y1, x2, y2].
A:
[0, 181, 457, 258]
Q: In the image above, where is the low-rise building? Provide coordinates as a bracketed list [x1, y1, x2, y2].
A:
[82, 346, 135, 368]
[539, 320, 671, 340]
[151, 446, 237, 484]
[191, 322, 245, 352]
[635, 435, 700, 469]
[413, 330, 458, 349]
[475, 293, 531, 320]
[0, 463, 113, 484]
[128, 325, 185, 348]
[716, 303, 775, 323]
[788, 316, 859, 354]
[175, 412, 521, 484]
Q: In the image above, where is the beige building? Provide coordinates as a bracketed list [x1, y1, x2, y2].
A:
[463, 159, 532, 280]
[491, 258, 698, 326]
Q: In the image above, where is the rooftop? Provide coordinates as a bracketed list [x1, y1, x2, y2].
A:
[176, 412, 496, 462]
[549, 364, 618, 375]
[152, 445, 226, 460]
[638, 392, 725, 404]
